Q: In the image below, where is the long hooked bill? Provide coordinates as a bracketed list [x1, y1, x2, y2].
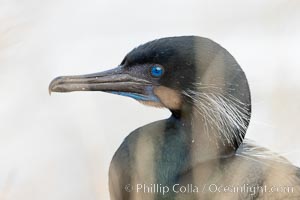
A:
[49, 67, 153, 100]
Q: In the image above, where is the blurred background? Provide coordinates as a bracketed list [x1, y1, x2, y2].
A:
[0, 0, 299, 199]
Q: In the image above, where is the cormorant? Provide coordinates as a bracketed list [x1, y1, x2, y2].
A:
[49, 36, 300, 200]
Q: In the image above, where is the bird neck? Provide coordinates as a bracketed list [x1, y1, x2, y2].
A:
[170, 102, 242, 163]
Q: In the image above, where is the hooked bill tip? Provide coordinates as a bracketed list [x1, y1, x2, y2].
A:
[48, 76, 65, 94]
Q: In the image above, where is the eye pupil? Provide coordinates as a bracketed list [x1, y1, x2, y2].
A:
[151, 66, 163, 77]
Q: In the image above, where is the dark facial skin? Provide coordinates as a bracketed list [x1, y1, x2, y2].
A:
[121, 37, 197, 92]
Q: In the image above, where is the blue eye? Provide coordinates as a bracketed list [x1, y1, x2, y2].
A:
[151, 66, 164, 77]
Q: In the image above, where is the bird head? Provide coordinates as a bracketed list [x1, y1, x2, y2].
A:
[49, 37, 199, 111]
[49, 36, 251, 148]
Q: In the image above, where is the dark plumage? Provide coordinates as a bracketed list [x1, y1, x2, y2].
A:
[49, 36, 300, 200]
